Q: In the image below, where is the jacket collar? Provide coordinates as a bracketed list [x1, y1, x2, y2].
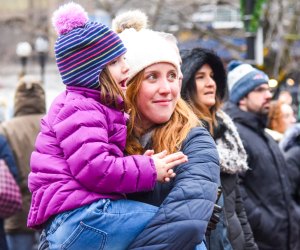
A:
[66, 86, 125, 110]
[224, 101, 267, 132]
[66, 86, 100, 101]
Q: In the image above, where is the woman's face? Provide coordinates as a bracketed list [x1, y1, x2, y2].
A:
[281, 103, 296, 131]
[136, 63, 180, 131]
[194, 64, 216, 108]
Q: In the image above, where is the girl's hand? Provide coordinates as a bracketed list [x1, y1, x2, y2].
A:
[151, 150, 188, 182]
[143, 149, 154, 157]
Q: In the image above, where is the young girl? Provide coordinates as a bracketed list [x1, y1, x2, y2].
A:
[27, 3, 187, 250]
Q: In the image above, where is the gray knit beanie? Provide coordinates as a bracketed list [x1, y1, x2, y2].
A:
[227, 60, 269, 104]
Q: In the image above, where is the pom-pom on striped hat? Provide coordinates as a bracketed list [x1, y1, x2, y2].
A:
[52, 2, 126, 89]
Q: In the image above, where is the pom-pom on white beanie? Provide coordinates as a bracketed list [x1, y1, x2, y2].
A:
[112, 10, 181, 83]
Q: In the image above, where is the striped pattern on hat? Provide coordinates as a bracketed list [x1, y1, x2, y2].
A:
[55, 22, 126, 89]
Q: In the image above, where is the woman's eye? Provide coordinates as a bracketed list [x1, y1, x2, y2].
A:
[195, 75, 204, 80]
[168, 72, 177, 80]
[146, 74, 156, 80]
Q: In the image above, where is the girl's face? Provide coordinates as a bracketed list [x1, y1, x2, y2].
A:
[194, 64, 216, 108]
[136, 63, 180, 131]
[107, 55, 129, 93]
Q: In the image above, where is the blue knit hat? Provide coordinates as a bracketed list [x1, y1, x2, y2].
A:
[52, 2, 126, 89]
[227, 60, 269, 104]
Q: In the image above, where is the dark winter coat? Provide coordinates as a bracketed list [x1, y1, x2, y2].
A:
[221, 174, 256, 250]
[280, 123, 300, 204]
[128, 126, 220, 250]
[224, 102, 300, 250]
[283, 145, 300, 203]
[209, 110, 257, 250]
[0, 135, 18, 250]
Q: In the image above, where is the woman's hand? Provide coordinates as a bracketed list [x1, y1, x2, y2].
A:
[145, 150, 188, 182]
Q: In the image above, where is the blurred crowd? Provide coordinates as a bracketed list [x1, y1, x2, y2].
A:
[1, 3, 300, 250]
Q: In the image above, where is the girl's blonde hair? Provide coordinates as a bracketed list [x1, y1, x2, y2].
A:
[99, 68, 127, 111]
[125, 70, 200, 155]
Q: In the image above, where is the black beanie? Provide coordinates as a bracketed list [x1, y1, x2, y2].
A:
[180, 47, 227, 101]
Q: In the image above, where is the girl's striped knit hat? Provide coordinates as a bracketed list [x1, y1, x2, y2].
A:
[52, 2, 126, 89]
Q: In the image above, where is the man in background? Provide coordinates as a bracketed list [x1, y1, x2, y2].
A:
[224, 61, 300, 250]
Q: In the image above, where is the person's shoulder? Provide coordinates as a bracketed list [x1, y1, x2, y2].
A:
[183, 126, 215, 147]
[181, 126, 219, 167]
[187, 126, 210, 137]
[265, 128, 283, 142]
[48, 90, 67, 110]
[49, 89, 98, 113]
[0, 134, 7, 143]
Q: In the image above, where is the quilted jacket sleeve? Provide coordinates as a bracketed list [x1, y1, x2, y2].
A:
[129, 127, 220, 250]
[49, 98, 156, 194]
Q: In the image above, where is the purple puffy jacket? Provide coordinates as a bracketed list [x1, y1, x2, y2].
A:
[27, 86, 156, 229]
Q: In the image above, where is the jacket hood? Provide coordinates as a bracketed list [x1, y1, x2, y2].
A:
[14, 78, 46, 117]
[180, 47, 227, 101]
[279, 123, 300, 152]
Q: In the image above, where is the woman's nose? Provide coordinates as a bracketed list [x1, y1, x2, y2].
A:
[159, 79, 171, 93]
[206, 76, 215, 86]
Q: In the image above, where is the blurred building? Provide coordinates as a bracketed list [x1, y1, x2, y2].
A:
[178, 2, 246, 63]
[0, 0, 95, 64]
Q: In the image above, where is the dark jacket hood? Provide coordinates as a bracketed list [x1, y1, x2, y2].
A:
[279, 123, 300, 152]
[180, 47, 227, 101]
